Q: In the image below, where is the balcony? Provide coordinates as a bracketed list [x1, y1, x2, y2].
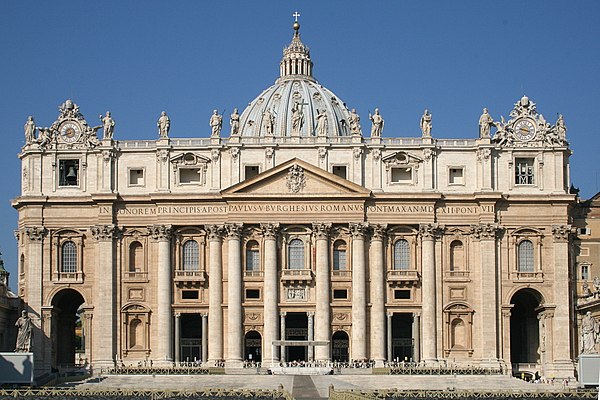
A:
[174, 270, 207, 287]
[53, 271, 84, 283]
[123, 271, 148, 283]
[281, 269, 313, 285]
[444, 270, 470, 282]
[244, 270, 264, 281]
[386, 269, 420, 286]
[331, 270, 352, 281]
[512, 271, 544, 283]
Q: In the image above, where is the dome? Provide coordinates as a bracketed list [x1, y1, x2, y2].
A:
[238, 23, 356, 137]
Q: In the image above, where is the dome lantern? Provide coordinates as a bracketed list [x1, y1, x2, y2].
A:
[279, 18, 314, 82]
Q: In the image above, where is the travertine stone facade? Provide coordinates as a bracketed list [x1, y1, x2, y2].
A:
[13, 22, 577, 379]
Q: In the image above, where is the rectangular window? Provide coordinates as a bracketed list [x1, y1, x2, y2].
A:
[515, 158, 535, 185]
[129, 169, 145, 186]
[245, 289, 260, 299]
[245, 165, 260, 180]
[332, 165, 347, 179]
[449, 168, 464, 185]
[391, 167, 412, 183]
[59, 159, 79, 186]
[182, 290, 199, 300]
[333, 289, 348, 299]
[179, 168, 201, 184]
[394, 289, 411, 300]
[582, 265, 589, 280]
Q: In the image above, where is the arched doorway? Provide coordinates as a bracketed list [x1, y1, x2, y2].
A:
[510, 289, 542, 364]
[50, 289, 85, 367]
[244, 330, 262, 362]
[332, 331, 349, 362]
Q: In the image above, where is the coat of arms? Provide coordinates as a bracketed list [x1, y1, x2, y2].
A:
[286, 165, 306, 193]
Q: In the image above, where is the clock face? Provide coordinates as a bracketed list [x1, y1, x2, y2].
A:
[59, 121, 81, 143]
[514, 119, 536, 141]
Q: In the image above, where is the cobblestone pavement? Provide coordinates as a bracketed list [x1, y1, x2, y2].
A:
[72, 374, 566, 399]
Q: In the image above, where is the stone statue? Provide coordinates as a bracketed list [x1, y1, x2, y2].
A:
[209, 109, 223, 137]
[349, 109, 361, 135]
[581, 311, 599, 354]
[230, 108, 240, 136]
[291, 101, 304, 135]
[593, 276, 600, 297]
[316, 109, 328, 136]
[157, 111, 170, 138]
[583, 280, 592, 297]
[479, 108, 493, 138]
[369, 108, 384, 137]
[15, 310, 33, 352]
[37, 127, 52, 148]
[100, 111, 115, 140]
[262, 108, 275, 136]
[24, 116, 36, 145]
[420, 109, 432, 137]
[556, 114, 567, 142]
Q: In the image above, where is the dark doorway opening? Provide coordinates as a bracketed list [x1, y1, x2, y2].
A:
[51, 289, 85, 367]
[244, 330, 262, 362]
[392, 313, 414, 362]
[180, 314, 202, 362]
[332, 331, 349, 362]
[285, 312, 307, 362]
[510, 289, 541, 364]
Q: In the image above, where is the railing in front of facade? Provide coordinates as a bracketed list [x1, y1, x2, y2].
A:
[445, 270, 470, 279]
[385, 361, 505, 376]
[328, 388, 593, 400]
[332, 270, 352, 279]
[54, 271, 84, 283]
[244, 270, 264, 278]
[117, 140, 157, 149]
[174, 270, 207, 281]
[122, 271, 148, 281]
[281, 269, 313, 280]
[386, 269, 420, 282]
[513, 271, 544, 281]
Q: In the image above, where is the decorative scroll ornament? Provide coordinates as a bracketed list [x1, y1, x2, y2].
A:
[419, 223, 444, 239]
[148, 224, 172, 241]
[491, 96, 568, 148]
[25, 226, 47, 242]
[286, 165, 306, 193]
[211, 149, 220, 162]
[470, 223, 503, 240]
[552, 224, 573, 242]
[260, 223, 280, 239]
[312, 223, 331, 239]
[225, 223, 243, 238]
[349, 222, 369, 237]
[206, 224, 225, 240]
[265, 147, 275, 159]
[371, 224, 388, 240]
[33, 99, 101, 151]
[91, 224, 120, 241]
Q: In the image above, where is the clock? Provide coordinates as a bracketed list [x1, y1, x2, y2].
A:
[59, 121, 81, 143]
[514, 118, 536, 141]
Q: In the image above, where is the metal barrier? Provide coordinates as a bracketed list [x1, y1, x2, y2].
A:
[0, 388, 293, 399]
[328, 388, 598, 400]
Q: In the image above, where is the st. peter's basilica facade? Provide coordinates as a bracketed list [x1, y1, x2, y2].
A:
[13, 21, 576, 379]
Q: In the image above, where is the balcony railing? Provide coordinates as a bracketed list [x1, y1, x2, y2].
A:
[123, 271, 148, 282]
[54, 271, 84, 283]
[332, 270, 352, 278]
[444, 270, 470, 280]
[174, 270, 207, 286]
[386, 269, 420, 285]
[513, 271, 544, 282]
[281, 269, 313, 284]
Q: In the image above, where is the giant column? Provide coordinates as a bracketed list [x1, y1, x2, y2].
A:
[150, 224, 173, 364]
[350, 223, 368, 361]
[226, 223, 244, 367]
[420, 223, 440, 364]
[313, 222, 331, 361]
[91, 224, 119, 367]
[473, 223, 501, 365]
[24, 227, 46, 369]
[550, 225, 574, 378]
[370, 224, 387, 365]
[261, 223, 280, 365]
[207, 225, 224, 364]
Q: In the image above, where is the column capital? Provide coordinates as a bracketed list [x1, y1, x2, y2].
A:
[307, 311, 315, 317]
[312, 223, 331, 240]
[552, 224, 573, 242]
[419, 223, 444, 239]
[148, 224, 172, 241]
[201, 312, 208, 318]
[470, 223, 504, 240]
[225, 223, 243, 239]
[386, 311, 394, 318]
[371, 224, 388, 241]
[25, 226, 47, 242]
[91, 224, 120, 241]
[349, 222, 369, 238]
[260, 223, 280, 239]
[206, 224, 225, 241]
[280, 311, 287, 317]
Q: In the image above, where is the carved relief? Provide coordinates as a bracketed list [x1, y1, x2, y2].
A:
[260, 223, 280, 239]
[287, 288, 306, 301]
[25, 226, 47, 242]
[211, 149, 220, 162]
[372, 149, 381, 161]
[230, 147, 240, 160]
[349, 222, 369, 237]
[265, 147, 275, 159]
[470, 223, 503, 240]
[371, 224, 387, 240]
[156, 149, 169, 163]
[148, 224, 172, 241]
[353, 148, 362, 160]
[312, 223, 331, 240]
[206, 225, 225, 240]
[318, 147, 327, 159]
[91, 224, 120, 241]
[552, 225, 572, 242]
[476, 148, 491, 161]
[286, 165, 306, 193]
[225, 223, 243, 238]
[419, 223, 444, 239]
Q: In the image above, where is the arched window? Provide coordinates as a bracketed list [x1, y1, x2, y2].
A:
[129, 241, 143, 272]
[450, 240, 464, 271]
[246, 240, 260, 271]
[518, 240, 534, 272]
[61, 241, 77, 273]
[333, 240, 347, 271]
[393, 239, 410, 270]
[288, 239, 305, 270]
[182, 240, 199, 271]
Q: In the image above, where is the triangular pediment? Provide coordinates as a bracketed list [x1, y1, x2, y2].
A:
[222, 158, 371, 199]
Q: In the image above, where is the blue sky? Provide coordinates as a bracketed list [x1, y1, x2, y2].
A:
[1, 1, 599, 284]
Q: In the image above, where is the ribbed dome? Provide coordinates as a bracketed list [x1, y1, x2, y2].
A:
[237, 22, 355, 137]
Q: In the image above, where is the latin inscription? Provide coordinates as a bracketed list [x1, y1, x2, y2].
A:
[100, 203, 494, 215]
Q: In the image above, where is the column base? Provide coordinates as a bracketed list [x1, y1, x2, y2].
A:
[543, 360, 576, 380]
[225, 359, 244, 368]
[478, 358, 505, 370]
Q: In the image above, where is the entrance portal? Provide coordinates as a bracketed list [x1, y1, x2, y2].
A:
[50, 289, 85, 367]
[392, 313, 413, 361]
[332, 331, 349, 362]
[180, 314, 202, 362]
[285, 312, 308, 362]
[244, 330, 262, 362]
[510, 289, 541, 364]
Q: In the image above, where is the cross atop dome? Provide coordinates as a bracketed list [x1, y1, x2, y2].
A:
[292, 11, 300, 23]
